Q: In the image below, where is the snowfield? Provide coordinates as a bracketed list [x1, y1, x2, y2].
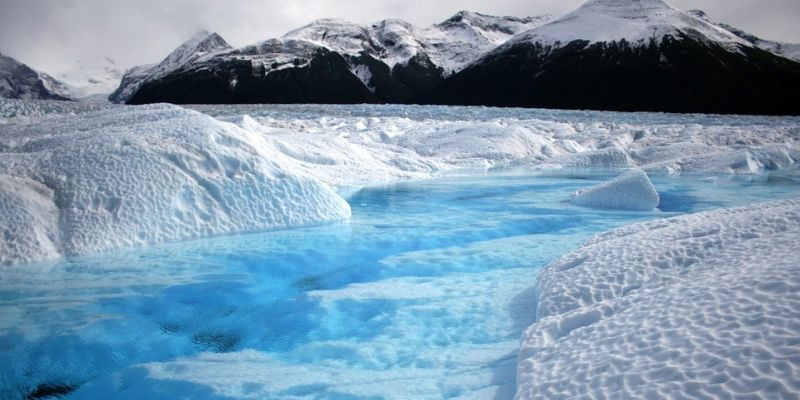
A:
[1, 100, 799, 264]
[518, 198, 800, 399]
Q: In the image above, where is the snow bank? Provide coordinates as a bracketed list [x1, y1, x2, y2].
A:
[517, 198, 800, 399]
[0, 104, 350, 264]
[572, 169, 660, 211]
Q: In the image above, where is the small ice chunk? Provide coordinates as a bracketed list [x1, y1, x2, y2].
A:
[572, 169, 659, 211]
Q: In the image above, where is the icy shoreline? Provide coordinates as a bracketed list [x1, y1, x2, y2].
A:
[1, 100, 799, 264]
[517, 198, 800, 399]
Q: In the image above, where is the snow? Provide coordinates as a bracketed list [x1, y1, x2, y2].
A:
[572, 169, 660, 211]
[280, 12, 553, 72]
[517, 197, 800, 399]
[0, 103, 350, 264]
[504, 0, 752, 52]
[2, 101, 799, 265]
[422, 12, 554, 74]
[0, 175, 60, 264]
[350, 64, 375, 93]
[34, 56, 125, 99]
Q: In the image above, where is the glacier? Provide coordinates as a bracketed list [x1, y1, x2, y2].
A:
[0, 102, 351, 264]
[1, 100, 800, 399]
[2, 100, 800, 264]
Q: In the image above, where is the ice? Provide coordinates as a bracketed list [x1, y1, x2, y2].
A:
[517, 198, 800, 399]
[572, 169, 660, 211]
[1, 167, 799, 399]
[0, 103, 350, 263]
[2, 101, 799, 264]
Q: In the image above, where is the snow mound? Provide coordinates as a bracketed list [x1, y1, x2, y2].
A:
[572, 169, 660, 211]
[517, 198, 800, 399]
[0, 104, 350, 264]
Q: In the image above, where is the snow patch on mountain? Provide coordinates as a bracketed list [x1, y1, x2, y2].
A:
[351, 64, 375, 92]
[423, 11, 554, 73]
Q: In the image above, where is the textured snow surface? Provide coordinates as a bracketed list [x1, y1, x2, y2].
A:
[193, 104, 800, 185]
[517, 198, 800, 399]
[2, 101, 800, 264]
[505, 0, 750, 51]
[572, 169, 660, 211]
[0, 103, 350, 263]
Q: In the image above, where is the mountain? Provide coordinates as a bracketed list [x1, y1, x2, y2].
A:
[687, 10, 800, 62]
[431, 0, 800, 115]
[112, 2, 800, 115]
[0, 52, 72, 101]
[113, 13, 553, 104]
[109, 31, 233, 103]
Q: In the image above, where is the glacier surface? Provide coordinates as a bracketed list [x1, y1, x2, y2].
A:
[1, 100, 799, 265]
[1, 100, 800, 399]
[0, 102, 350, 264]
[518, 198, 800, 399]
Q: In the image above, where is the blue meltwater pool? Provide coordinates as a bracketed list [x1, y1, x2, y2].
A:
[1, 169, 799, 399]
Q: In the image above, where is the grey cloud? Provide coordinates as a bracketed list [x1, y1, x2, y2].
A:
[0, 0, 798, 74]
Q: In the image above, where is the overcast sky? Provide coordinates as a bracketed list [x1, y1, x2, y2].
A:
[1, 0, 799, 74]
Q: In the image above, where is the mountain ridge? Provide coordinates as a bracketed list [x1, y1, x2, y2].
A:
[110, 2, 800, 115]
[0, 52, 72, 101]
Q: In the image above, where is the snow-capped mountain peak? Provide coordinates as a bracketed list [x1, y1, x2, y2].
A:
[577, 0, 677, 20]
[159, 30, 232, 72]
[687, 9, 800, 62]
[505, 0, 750, 50]
[109, 31, 232, 103]
[423, 11, 554, 73]
[283, 19, 382, 55]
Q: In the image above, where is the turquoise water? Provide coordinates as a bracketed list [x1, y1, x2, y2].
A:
[1, 170, 798, 399]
